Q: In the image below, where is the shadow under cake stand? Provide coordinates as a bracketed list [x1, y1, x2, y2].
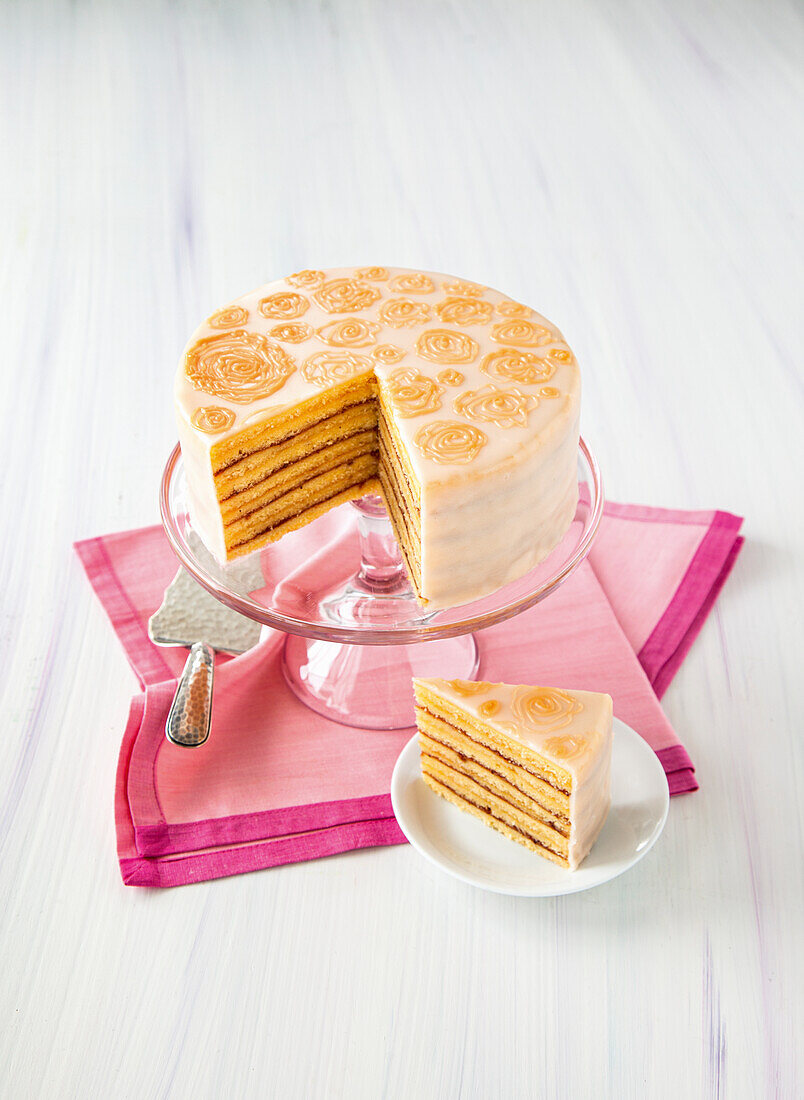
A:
[159, 439, 603, 730]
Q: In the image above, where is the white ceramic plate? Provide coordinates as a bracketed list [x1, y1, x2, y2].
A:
[390, 717, 670, 896]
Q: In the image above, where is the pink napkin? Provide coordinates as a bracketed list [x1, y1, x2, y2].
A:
[75, 503, 742, 887]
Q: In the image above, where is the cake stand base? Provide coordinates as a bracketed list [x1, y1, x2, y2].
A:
[282, 631, 479, 730]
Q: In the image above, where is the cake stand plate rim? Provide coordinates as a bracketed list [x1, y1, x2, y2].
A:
[159, 436, 604, 645]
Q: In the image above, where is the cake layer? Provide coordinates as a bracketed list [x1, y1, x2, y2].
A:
[378, 425, 422, 541]
[220, 430, 378, 524]
[419, 733, 570, 837]
[376, 397, 421, 508]
[224, 454, 379, 551]
[378, 468, 423, 593]
[414, 684, 572, 794]
[421, 769, 568, 868]
[215, 403, 378, 501]
[227, 477, 381, 559]
[209, 374, 377, 473]
[415, 711, 570, 820]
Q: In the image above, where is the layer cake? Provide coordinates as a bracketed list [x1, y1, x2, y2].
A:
[413, 678, 613, 869]
[175, 267, 581, 610]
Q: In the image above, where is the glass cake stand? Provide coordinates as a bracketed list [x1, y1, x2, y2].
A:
[159, 439, 603, 729]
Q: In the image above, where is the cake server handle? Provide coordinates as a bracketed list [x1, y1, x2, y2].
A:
[165, 641, 215, 747]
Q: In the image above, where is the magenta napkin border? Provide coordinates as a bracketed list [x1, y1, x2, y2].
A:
[116, 696, 404, 887]
[75, 535, 174, 691]
[79, 503, 744, 887]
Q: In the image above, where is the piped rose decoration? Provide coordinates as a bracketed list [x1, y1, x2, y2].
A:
[355, 266, 389, 281]
[185, 331, 296, 403]
[546, 346, 574, 365]
[496, 299, 533, 319]
[434, 297, 494, 325]
[379, 298, 431, 327]
[314, 278, 381, 313]
[258, 292, 310, 320]
[389, 272, 435, 293]
[286, 270, 325, 287]
[448, 680, 494, 695]
[511, 687, 583, 731]
[542, 734, 593, 762]
[270, 322, 313, 343]
[437, 369, 465, 386]
[453, 384, 537, 428]
[208, 306, 249, 329]
[301, 350, 373, 387]
[371, 344, 405, 365]
[384, 367, 444, 418]
[414, 420, 487, 465]
[442, 279, 486, 297]
[490, 319, 554, 347]
[190, 406, 236, 434]
[316, 317, 381, 347]
[480, 348, 555, 385]
[416, 329, 478, 365]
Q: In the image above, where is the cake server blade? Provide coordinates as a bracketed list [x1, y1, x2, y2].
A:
[148, 544, 263, 746]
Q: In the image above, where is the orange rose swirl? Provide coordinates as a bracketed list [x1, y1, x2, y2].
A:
[496, 299, 533, 319]
[453, 385, 537, 429]
[301, 350, 373, 387]
[437, 369, 465, 386]
[207, 306, 249, 329]
[546, 346, 574, 365]
[270, 322, 313, 343]
[539, 385, 560, 399]
[379, 298, 431, 328]
[389, 272, 435, 294]
[448, 680, 494, 695]
[434, 297, 494, 325]
[314, 278, 381, 313]
[371, 344, 405, 365]
[286, 270, 325, 288]
[479, 700, 501, 717]
[511, 687, 583, 731]
[542, 734, 592, 762]
[480, 348, 556, 385]
[384, 367, 444, 418]
[416, 329, 478, 365]
[316, 317, 381, 348]
[414, 420, 487, 465]
[355, 266, 389, 281]
[441, 279, 486, 297]
[190, 405, 236, 434]
[490, 319, 554, 347]
[258, 292, 310, 320]
[185, 331, 296, 403]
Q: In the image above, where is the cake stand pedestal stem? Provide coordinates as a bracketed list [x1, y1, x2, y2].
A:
[281, 631, 479, 730]
[281, 495, 479, 729]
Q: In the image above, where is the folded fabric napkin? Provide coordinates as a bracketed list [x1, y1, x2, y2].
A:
[75, 503, 743, 887]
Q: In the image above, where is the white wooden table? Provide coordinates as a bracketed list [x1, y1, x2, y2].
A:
[2, 2, 802, 1096]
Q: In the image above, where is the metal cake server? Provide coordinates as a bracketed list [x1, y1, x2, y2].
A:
[148, 532, 263, 747]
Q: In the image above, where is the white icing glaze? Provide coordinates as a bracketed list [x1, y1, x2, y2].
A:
[174, 267, 581, 609]
[416, 679, 613, 869]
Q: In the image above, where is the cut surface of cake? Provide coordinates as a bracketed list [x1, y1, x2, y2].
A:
[413, 678, 613, 869]
[175, 266, 581, 610]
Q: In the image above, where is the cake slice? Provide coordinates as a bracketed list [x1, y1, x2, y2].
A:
[413, 678, 613, 869]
